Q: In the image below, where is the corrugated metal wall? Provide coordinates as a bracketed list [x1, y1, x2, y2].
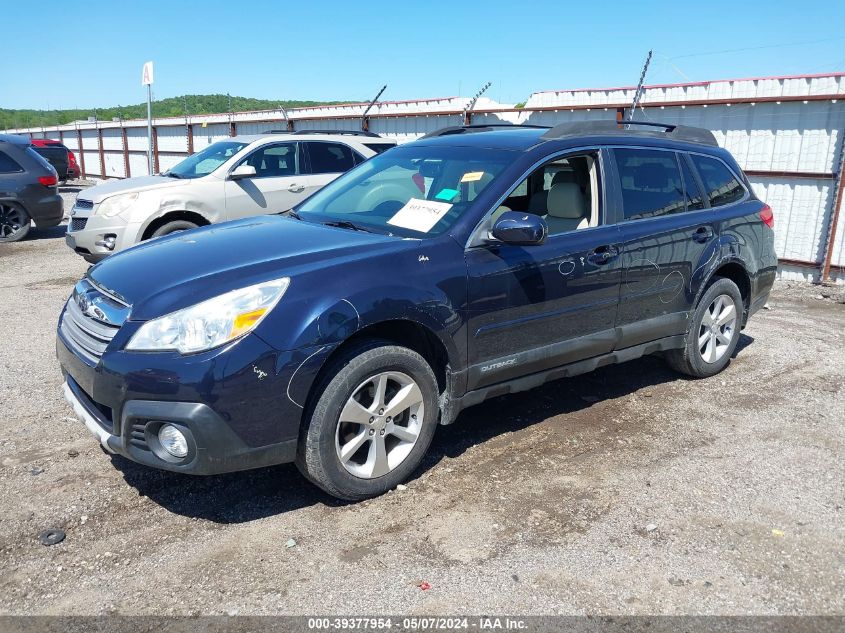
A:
[12, 74, 845, 282]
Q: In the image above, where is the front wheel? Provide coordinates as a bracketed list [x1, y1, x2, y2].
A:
[149, 220, 199, 239]
[296, 341, 439, 501]
[665, 277, 743, 378]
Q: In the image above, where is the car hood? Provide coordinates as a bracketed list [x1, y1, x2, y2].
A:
[79, 175, 187, 202]
[87, 216, 406, 320]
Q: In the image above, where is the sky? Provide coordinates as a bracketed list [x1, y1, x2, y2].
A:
[2, 0, 845, 110]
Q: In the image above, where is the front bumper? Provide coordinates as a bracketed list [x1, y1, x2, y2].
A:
[65, 208, 141, 262]
[56, 316, 330, 475]
[62, 376, 297, 475]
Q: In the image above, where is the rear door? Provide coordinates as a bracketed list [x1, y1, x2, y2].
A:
[610, 147, 717, 348]
[223, 142, 306, 218]
[464, 149, 623, 389]
[301, 141, 359, 196]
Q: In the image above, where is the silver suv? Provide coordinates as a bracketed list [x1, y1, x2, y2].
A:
[65, 130, 396, 262]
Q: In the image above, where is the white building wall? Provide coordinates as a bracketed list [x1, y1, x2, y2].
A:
[8, 74, 844, 281]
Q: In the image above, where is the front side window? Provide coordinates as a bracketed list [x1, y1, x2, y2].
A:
[690, 154, 745, 207]
[296, 145, 515, 237]
[307, 142, 356, 174]
[166, 141, 249, 179]
[239, 143, 298, 178]
[496, 154, 599, 234]
[0, 150, 23, 173]
[614, 149, 686, 220]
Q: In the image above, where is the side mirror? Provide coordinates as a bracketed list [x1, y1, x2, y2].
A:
[490, 211, 547, 246]
[229, 164, 256, 180]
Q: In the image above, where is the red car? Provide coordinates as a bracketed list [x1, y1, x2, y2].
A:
[30, 138, 81, 181]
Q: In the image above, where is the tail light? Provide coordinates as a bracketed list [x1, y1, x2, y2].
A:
[759, 204, 774, 229]
[68, 152, 77, 166]
[38, 175, 58, 187]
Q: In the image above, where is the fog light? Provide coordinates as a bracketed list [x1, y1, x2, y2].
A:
[95, 235, 116, 250]
[158, 424, 188, 458]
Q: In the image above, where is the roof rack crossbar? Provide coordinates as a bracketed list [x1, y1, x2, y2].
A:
[262, 129, 382, 138]
[540, 120, 718, 146]
[420, 123, 550, 139]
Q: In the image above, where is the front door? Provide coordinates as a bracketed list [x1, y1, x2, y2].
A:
[464, 150, 623, 390]
[224, 142, 308, 219]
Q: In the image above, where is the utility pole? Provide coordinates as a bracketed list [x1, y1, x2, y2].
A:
[142, 61, 155, 175]
[627, 50, 653, 122]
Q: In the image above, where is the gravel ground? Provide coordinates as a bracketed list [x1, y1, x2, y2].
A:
[0, 186, 843, 616]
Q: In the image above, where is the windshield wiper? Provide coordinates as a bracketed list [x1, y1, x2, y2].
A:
[322, 220, 373, 233]
[279, 209, 301, 219]
[163, 171, 183, 179]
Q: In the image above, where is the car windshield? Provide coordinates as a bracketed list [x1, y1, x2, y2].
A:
[296, 145, 516, 237]
[165, 141, 248, 179]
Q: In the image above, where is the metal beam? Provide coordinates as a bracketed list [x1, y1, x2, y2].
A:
[361, 85, 387, 131]
[821, 130, 845, 282]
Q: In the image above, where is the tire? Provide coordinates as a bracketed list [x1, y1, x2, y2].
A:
[149, 220, 199, 239]
[665, 277, 743, 378]
[296, 340, 440, 501]
[0, 204, 31, 243]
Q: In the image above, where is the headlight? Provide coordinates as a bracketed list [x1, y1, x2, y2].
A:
[96, 192, 139, 218]
[126, 278, 290, 354]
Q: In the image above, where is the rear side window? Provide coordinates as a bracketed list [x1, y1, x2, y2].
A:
[363, 143, 397, 155]
[614, 149, 686, 220]
[0, 150, 23, 173]
[679, 156, 706, 211]
[690, 155, 745, 207]
[307, 142, 356, 174]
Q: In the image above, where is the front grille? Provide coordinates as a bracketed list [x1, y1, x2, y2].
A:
[59, 281, 127, 365]
[70, 217, 88, 232]
[75, 199, 94, 210]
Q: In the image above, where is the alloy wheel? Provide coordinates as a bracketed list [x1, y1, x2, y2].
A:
[335, 371, 424, 479]
[698, 294, 737, 363]
[0, 205, 26, 239]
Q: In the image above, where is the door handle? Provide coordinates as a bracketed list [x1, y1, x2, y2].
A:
[587, 245, 618, 265]
[692, 226, 714, 243]
[288, 183, 305, 193]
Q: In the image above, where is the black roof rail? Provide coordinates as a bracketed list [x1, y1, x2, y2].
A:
[420, 123, 550, 139]
[540, 120, 718, 146]
[262, 129, 382, 138]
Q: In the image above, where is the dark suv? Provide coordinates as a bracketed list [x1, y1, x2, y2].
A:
[1, 134, 63, 242]
[56, 121, 776, 500]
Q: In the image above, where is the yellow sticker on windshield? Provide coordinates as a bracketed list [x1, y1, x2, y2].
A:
[461, 171, 484, 182]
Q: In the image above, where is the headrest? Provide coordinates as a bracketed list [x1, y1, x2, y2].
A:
[551, 169, 577, 186]
[633, 162, 670, 190]
[547, 182, 587, 219]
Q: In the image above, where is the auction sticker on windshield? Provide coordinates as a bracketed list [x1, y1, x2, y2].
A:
[387, 198, 452, 233]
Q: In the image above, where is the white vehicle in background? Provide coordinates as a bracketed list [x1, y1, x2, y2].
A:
[65, 130, 396, 262]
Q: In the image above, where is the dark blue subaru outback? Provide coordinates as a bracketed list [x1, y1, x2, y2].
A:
[57, 121, 776, 500]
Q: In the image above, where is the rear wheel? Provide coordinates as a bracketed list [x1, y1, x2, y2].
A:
[665, 277, 743, 378]
[0, 204, 31, 243]
[149, 220, 199, 239]
[296, 340, 439, 501]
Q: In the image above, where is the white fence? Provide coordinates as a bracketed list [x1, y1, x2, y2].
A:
[9, 74, 845, 282]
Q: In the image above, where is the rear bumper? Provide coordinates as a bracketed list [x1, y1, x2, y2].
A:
[25, 193, 63, 227]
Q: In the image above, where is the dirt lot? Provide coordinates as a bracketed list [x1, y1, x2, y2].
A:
[0, 187, 843, 616]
